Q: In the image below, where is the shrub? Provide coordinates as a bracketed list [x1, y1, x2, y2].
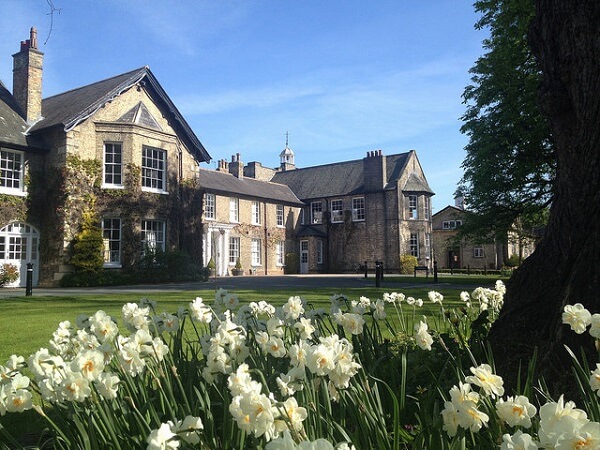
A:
[399, 254, 418, 274]
[134, 249, 203, 283]
[70, 210, 104, 273]
[0, 263, 19, 287]
[505, 253, 521, 267]
[284, 252, 299, 274]
[59, 269, 134, 287]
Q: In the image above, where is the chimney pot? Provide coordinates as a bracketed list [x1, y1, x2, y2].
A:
[30, 27, 38, 50]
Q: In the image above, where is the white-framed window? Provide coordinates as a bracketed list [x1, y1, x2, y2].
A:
[331, 199, 344, 223]
[229, 197, 239, 223]
[205, 193, 215, 220]
[424, 196, 431, 220]
[141, 220, 165, 254]
[311, 201, 323, 224]
[300, 240, 308, 264]
[352, 197, 365, 221]
[474, 247, 484, 258]
[0, 148, 25, 195]
[442, 220, 463, 230]
[276, 240, 285, 266]
[409, 233, 419, 257]
[251, 238, 262, 266]
[102, 218, 121, 267]
[317, 240, 323, 264]
[141, 146, 166, 193]
[229, 236, 240, 264]
[252, 201, 261, 225]
[408, 195, 418, 219]
[103, 142, 123, 188]
[276, 205, 284, 227]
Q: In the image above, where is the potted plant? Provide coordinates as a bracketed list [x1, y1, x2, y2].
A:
[232, 258, 243, 276]
[206, 258, 216, 277]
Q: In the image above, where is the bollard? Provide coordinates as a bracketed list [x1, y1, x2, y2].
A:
[433, 260, 438, 283]
[364, 260, 368, 279]
[375, 261, 382, 288]
[26, 262, 33, 296]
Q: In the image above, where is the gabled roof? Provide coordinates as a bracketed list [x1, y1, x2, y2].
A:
[432, 205, 465, 218]
[116, 102, 162, 130]
[197, 168, 304, 206]
[0, 81, 45, 150]
[29, 67, 210, 163]
[403, 172, 434, 194]
[270, 152, 411, 200]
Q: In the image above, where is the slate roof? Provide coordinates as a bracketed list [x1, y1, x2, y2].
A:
[29, 67, 210, 163]
[271, 152, 423, 200]
[0, 81, 45, 150]
[197, 168, 304, 206]
[432, 205, 464, 218]
[403, 172, 434, 194]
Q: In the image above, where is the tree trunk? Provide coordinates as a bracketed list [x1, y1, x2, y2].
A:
[488, 0, 600, 393]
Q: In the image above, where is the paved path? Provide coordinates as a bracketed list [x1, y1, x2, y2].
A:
[0, 274, 460, 298]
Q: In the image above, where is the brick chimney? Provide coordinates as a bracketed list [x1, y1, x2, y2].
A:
[363, 150, 386, 193]
[229, 153, 244, 179]
[12, 27, 44, 124]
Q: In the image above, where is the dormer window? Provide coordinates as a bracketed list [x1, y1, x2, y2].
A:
[0, 148, 25, 195]
[142, 146, 167, 193]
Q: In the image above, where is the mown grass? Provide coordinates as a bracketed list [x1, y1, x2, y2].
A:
[0, 274, 505, 362]
[0, 275, 507, 447]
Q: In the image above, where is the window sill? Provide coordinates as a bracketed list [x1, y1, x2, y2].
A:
[103, 263, 122, 269]
[141, 188, 169, 195]
[0, 189, 26, 197]
[102, 184, 125, 190]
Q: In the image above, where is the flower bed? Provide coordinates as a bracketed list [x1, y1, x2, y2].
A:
[0, 282, 598, 449]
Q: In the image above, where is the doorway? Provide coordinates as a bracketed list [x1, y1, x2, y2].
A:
[300, 240, 308, 274]
[0, 222, 40, 287]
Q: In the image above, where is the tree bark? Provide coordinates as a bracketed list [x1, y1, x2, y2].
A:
[488, 0, 600, 393]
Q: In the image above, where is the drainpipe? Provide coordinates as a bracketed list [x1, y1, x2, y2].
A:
[264, 201, 268, 275]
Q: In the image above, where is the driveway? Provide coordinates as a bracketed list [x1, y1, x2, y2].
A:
[0, 274, 445, 298]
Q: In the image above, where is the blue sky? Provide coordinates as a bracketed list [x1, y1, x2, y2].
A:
[0, 1, 486, 212]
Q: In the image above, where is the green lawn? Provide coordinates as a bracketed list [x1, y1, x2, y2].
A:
[0, 275, 506, 362]
[0, 277, 507, 446]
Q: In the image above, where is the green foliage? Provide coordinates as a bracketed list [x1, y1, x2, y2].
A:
[70, 210, 104, 273]
[135, 249, 204, 283]
[206, 257, 216, 270]
[58, 269, 133, 287]
[505, 253, 521, 267]
[399, 254, 418, 274]
[0, 263, 19, 287]
[459, 0, 553, 240]
[235, 258, 242, 269]
[284, 252, 299, 274]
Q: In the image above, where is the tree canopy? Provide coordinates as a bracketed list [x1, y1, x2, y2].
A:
[459, 0, 554, 242]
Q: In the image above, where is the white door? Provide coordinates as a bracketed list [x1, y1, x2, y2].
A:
[300, 240, 309, 274]
[0, 222, 40, 287]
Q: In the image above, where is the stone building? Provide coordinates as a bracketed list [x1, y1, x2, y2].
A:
[269, 148, 434, 273]
[197, 154, 303, 276]
[0, 28, 210, 286]
[432, 202, 536, 270]
[1, 28, 438, 285]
